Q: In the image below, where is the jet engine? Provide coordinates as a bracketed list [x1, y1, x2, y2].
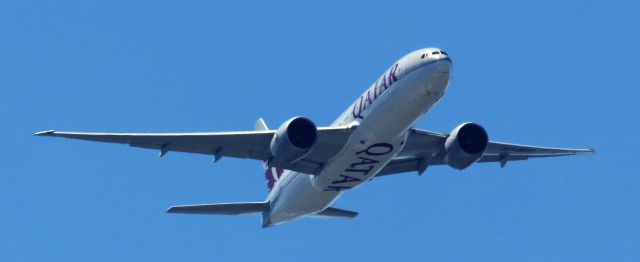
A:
[444, 122, 489, 170]
[269, 117, 318, 163]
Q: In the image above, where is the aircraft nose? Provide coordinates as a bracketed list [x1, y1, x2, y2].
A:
[437, 50, 451, 62]
[434, 55, 452, 73]
[424, 48, 452, 72]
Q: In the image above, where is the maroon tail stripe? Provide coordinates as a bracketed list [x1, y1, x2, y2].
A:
[265, 166, 284, 192]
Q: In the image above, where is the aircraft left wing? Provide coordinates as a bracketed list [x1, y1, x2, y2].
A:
[34, 126, 353, 174]
[376, 128, 594, 177]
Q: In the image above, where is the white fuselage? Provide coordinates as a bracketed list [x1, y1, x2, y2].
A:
[264, 48, 452, 226]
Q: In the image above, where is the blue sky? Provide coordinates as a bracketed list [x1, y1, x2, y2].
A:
[1, 1, 639, 261]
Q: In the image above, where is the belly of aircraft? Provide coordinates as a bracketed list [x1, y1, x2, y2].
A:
[267, 61, 450, 225]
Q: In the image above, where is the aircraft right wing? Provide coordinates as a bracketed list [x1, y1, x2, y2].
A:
[376, 128, 594, 177]
[35, 125, 354, 175]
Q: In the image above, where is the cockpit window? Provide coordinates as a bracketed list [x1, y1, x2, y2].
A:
[432, 51, 440, 55]
[421, 53, 426, 59]
[441, 51, 448, 55]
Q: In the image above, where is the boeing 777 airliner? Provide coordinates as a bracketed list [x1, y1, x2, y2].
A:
[36, 47, 594, 227]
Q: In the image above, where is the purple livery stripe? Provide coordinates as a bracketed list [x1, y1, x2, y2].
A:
[265, 166, 284, 192]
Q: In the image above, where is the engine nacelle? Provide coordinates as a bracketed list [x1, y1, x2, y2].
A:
[269, 117, 318, 163]
[444, 122, 489, 170]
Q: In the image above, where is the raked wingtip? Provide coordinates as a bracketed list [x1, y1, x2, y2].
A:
[580, 148, 596, 155]
[34, 130, 56, 136]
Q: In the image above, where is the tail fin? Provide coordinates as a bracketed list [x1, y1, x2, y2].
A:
[254, 117, 269, 131]
[254, 118, 284, 192]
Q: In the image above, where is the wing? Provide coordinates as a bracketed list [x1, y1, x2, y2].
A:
[34, 126, 353, 174]
[377, 128, 594, 177]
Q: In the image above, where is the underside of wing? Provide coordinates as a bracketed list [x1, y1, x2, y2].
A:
[35, 124, 353, 175]
[35, 129, 275, 160]
[377, 128, 594, 177]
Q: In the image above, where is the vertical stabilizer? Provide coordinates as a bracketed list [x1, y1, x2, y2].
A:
[254, 117, 269, 131]
[254, 118, 284, 192]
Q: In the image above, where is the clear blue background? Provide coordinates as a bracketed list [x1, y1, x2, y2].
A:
[1, 1, 638, 261]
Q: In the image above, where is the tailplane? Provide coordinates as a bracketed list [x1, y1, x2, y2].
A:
[311, 207, 359, 219]
[167, 203, 357, 220]
[167, 202, 267, 215]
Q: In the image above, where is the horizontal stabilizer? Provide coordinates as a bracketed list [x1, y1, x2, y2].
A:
[167, 202, 267, 215]
[311, 207, 358, 219]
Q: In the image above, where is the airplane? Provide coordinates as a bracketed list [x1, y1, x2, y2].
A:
[36, 47, 594, 227]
